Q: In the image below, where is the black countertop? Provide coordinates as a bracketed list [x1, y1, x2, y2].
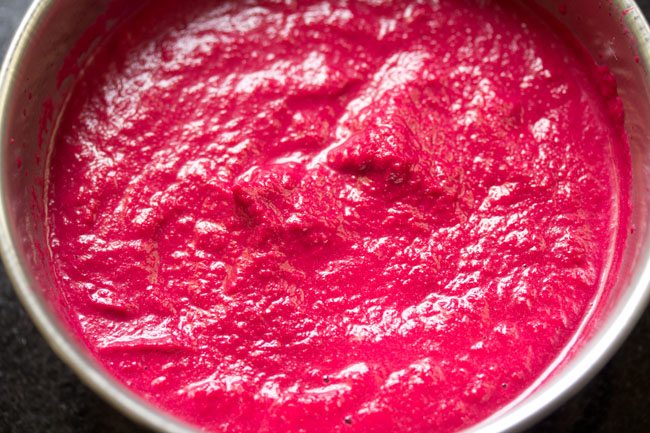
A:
[1, 1, 649, 432]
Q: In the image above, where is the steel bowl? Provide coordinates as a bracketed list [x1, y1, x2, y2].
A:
[1, 1, 649, 432]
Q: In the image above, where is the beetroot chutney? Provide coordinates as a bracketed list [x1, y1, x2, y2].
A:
[47, 1, 630, 432]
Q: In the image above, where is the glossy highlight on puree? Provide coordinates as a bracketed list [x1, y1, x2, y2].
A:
[46, 0, 630, 432]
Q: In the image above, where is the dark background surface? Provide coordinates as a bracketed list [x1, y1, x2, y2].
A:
[1, 0, 649, 432]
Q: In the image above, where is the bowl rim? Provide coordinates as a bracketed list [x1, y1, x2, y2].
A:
[1, 1, 649, 433]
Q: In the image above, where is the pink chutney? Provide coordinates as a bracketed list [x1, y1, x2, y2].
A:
[47, 1, 630, 432]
